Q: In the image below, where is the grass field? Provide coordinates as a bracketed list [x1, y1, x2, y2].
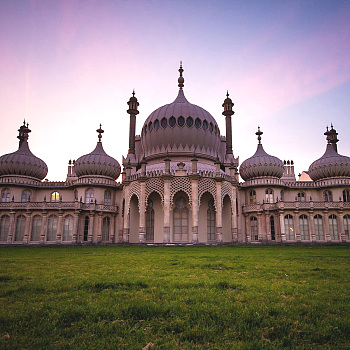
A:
[0, 245, 349, 350]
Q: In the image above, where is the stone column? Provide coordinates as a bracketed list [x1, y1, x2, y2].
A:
[97, 212, 103, 243]
[56, 213, 63, 244]
[40, 212, 48, 244]
[308, 211, 315, 242]
[338, 213, 345, 242]
[7, 211, 16, 243]
[138, 181, 146, 243]
[72, 211, 80, 243]
[294, 212, 300, 242]
[231, 186, 238, 242]
[123, 187, 130, 243]
[111, 214, 116, 243]
[163, 178, 171, 243]
[191, 178, 199, 244]
[215, 180, 223, 243]
[279, 211, 286, 242]
[23, 213, 32, 244]
[324, 211, 331, 241]
[88, 213, 94, 243]
[265, 213, 271, 241]
[257, 212, 263, 241]
[245, 214, 250, 243]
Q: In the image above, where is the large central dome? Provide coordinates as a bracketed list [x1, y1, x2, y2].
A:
[140, 65, 222, 160]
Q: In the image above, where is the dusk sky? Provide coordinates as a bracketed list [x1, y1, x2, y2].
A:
[1, 0, 349, 180]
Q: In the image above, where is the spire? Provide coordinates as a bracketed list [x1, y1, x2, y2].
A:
[222, 91, 234, 155]
[178, 61, 184, 89]
[127, 90, 139, 155]
[256, 126, 263, 144]
[96, 124, 104, 143]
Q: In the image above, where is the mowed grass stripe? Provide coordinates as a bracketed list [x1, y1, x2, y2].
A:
[0, 245, 349, 349]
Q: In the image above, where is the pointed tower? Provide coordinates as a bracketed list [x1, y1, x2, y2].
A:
[127, 90, 139, 155]
[222, 91, 234, 155]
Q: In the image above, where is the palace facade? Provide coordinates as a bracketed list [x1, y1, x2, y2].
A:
[1, 65, 350, 245]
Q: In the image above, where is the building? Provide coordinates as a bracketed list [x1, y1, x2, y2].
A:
[1, 65, 350, 245]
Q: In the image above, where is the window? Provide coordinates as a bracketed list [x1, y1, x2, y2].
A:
[21, 190, 31, 202]
[299, 215, 309, 240]
[169, 116, 176, 127]
[250, 216, 258, 241]
[265, 189, 273, 203]
[207, 199, 216, 242]
[173, 197, 188, 242]
[329, 214, 339, 240]
[146, 200, 154, 242]
[161, 117, 167, 128]
[102, 217, 110, 241]
[51, 191, 60, 202]
[154, 119, 160, 130]
[209, 122, 214, 133]
[344, 215, 350, 240]
[270, 216, 275, 241]
[203, 120, 208, 130]
[343, 190, 350, 202]
[84, 216, 89, 241]
[186, 117, 193, 127]
[177, 116, 185, 127]
[0, 215, 10, 242]
[195, 118, 201, 129]
[63, 215, 73, 241]
[31, 215, 42, 242]
[47, 215, 58, 241]
[1, 189, 10, 202]
[15, 215, 26, 241]
[324, 190, 333, 202]
[148, 121, 153, 132]
[297, 192, 305, 202]
[314, 215, 324, 241]
[85, 189, 94, 203]
[284, 214, 294, 240]
[249, 190, 256, 204]
[104, 190, 111, 205]
[280, 190, 284, 201]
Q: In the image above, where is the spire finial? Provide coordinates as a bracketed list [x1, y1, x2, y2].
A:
[226, 90, 229, 98]
[178, 61, 184, 89]
[256, 126, 263, 144]
[132, 89, 135, 97]
[96, 124, 104, 142]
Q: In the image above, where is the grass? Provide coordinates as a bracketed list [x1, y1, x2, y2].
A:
[0, 245, 349, 349]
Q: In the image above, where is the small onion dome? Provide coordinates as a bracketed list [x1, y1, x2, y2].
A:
[74, 125, 121, 180]
[308, 126, 350, 181]
[239, 127, 284, 181]
[0, 122, 48, 180]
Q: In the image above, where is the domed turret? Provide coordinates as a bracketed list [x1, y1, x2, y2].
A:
[308, 125, 350, 181]
[74, 125, 121, 180]
[240, 127, 284, 181]
[0, 121, 48, 180]
[140, 63, 222, 160]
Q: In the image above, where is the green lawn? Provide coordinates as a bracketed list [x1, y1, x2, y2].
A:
[0, 245, 349, 350]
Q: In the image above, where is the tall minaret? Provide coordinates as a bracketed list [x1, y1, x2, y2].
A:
[127, 90, 139, 155]
[222, 91, 234, 155]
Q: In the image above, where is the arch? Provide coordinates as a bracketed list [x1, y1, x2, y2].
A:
[21, 190, 31, 202]
[329, 214, 339, 240]
[102, 217, 110, 242]
[31, 215, 42, 242]
[173, 193, 189, 243]
[63, 215, 73, 241]
[344, 214, 350, 240]
[324, 190, 333, 202]
[250, 216, 258, 242]
[104, 190, 112, 205]
[85, 188, 94, 204]
[297, 192, 306, 202]
[170, 177, 192, 208]
[343, 189, 350, 202]
[249, 190, 256, 204]
[198, 178, 216, 209]
[299, 214, 309, 240]
[314, 214, 324, 240]
[0, 215, 10, 241]
[222, 194, 232, 242]
[265, 189, 274, 203]
[47, 215, 58, 241]
[284, 214, 294, 240]
[147, 191, 162, 242]
[145, 178, 164, 208]
[1, 188, 11, 202]
[15, 215, 26, 241]
[83, 216, 89, 241]
[129, 194, 140, 243]
[51, 191, 60, 202]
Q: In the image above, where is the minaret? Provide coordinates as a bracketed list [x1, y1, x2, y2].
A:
[222, 91, 234, 155]
[127, 90, 139, 155]
[17, 120, 31, 148]
[325, 124, 339, 152]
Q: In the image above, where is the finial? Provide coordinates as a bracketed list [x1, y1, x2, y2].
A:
[256, 126, 263, 144]
[178, 61, 184, 89]
[132, 89, 135, 97]
[96, 124, 104, 142]
[330, 122, 333, 129]
[226, 90, 229, 98]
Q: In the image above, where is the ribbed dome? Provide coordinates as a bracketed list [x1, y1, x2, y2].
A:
[0, 124, 48, 180]
[75, 127, 121, 180]
[308, 144, 350, 181]
[239, 128, 284, 181]
[140, 65, 222, 160]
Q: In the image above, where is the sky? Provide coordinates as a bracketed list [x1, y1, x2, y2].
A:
[0, 0, 349, 181]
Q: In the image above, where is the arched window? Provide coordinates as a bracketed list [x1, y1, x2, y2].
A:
[207, 199, 216, 242]
[104, 190, 111, 205]
[51, 191, 60, 202]
[85, 189, 94, 204]
[314, 215, 324, 241]
[0, 215, 10, 241]
[173, 197, 188, 242]
[343, 190, 350, 202]
[31, 215, 42, 242]
[146, 200, 154, 242]
[102, 217, 110, 242]
[265, 189, 273, 203]
[249, 190, 256, 204]
[1, 189, 11, 202]
[84, 216, 89, 241]
[21, 190, 31, 202]
[270, 216, 275, 240]
[15, 215, 26, 241]
[250, 216, 258, 241]
[63, 215, 73, 241]
[297, 192, 306, 202]
[280, 190, 284, 201]
[324, 190, 333, 202]
[329, 214, 339, 240]
[344, 215, 350, 240]
[47, 215, 58, 241]
[299, 214, 309, 240]
[284, 214, 294, 240]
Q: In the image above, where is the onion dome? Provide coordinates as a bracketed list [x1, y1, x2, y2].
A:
[240, 127, 284, 181]
[74, 125, 121, 180]
[308, 125, 350, 181]
[140, 63, 222, 160]
[0, 121, 48, 180]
